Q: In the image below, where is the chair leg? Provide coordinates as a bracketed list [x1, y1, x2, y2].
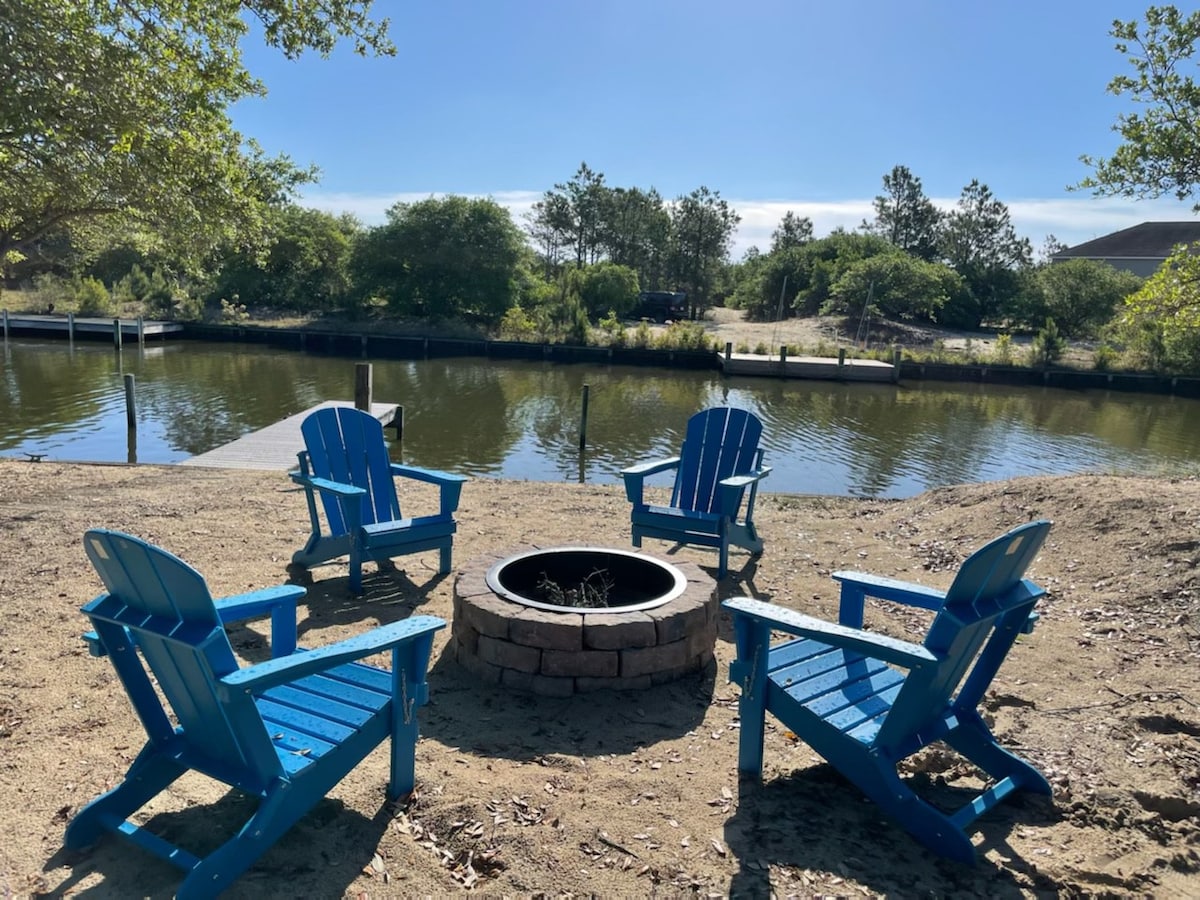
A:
[839, 758, 978, 865]
[730, 617, 770, 777]
[176, 782, 312, 900]
[348, 536, 365, 594]
[65, 749, 187, 850]
[946, 711, 1052, 796]
[438, 543, 452, 576]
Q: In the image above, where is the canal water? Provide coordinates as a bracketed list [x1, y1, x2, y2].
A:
[3, 338, 1199, 497]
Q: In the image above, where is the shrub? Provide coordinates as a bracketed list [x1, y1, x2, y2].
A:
[219, 297, 249, 324]
[1027, 318, 1064, 368]
[1092, 344, 1118, 372]
[76, 277, 112, 316]
[991, 333, 1014, 365]
[598, 309, 628, 347]
[630, 321, 653, 349]
[752, 341, 769, 355]
[654, 321, 713, 352]
[498, 306, 538, 341]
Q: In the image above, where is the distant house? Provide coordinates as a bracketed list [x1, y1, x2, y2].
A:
[1051, 221, 1200, 278]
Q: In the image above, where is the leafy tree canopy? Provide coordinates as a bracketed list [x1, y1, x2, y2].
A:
[1032, 258, 1143, 338]
[1080, 5, 1200, 206]
[770, 211, 814, 253]
[861, 165, 943, 261]
[352, 196, 526, 323]
[0, 1, 392, 272]
[669, 186, 740, 312]
[827, 252, 962, 324]
[1122, 242, 1200, 330]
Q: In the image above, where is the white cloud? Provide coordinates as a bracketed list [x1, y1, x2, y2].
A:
[299, 188, 1197, 260]
[299, 189, 542, 225]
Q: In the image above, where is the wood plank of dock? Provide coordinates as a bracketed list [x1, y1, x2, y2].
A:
[718, 352, 895, 382]
[180, 401, 399, 470]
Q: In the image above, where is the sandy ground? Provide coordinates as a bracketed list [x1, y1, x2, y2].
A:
[697, 307, 1048, 361]
[2, 461, 1199, 898]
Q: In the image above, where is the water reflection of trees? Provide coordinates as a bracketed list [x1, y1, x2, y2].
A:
[142, 345, 326, 454]
[373, 361, 716, 480]
[1, 343, 121, 450]
[6, 341, 1200, 493]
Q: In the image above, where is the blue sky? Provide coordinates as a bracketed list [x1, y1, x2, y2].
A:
[232, 0, 1198, 258]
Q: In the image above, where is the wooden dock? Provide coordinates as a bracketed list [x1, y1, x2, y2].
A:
[181, 401, 399, 470]
[1, 313, 183, 340]
[719, 351, 895, 382]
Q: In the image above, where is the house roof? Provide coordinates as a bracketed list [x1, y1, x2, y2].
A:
[1053, 221, 1200, 260]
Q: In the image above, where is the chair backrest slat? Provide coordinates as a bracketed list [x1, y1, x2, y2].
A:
[672, 408, 763, 515]
[876, 520, 1051, 751]
[83, 530, 282, 784]
[301, 407, 401, 534]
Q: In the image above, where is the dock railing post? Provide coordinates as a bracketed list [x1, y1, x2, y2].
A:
[2, 308, 8, 341]
[137, 316, 145, 346]
[892, 346, 901, 383]
[838, 347, 846, 375]
[724, 342, 732, 361]
[354, 362, 373, 411]
[113, 318, 122, 350]
[67, 312, 75, 343]
[779, 345, 788, 377]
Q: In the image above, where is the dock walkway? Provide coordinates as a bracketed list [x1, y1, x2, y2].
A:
[718, 352, 895, 382]
[2, 313, 183, 339]
[181, 401, 398, 471]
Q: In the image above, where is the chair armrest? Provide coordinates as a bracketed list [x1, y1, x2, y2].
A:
[832, 571, 946, 610]
[722, 597, 936, 669]
[719, 467, 772, 491]
[717, 467, 772, 515]
[217, 615, 447, 698]
[621, 457, 680, 504]
[390, 464, 467, 515]
[214, 585, 306, 625]
[215, 584, 306, 658]
[832, 570, 945, 628]
[288, 472, 367, 499]
[389, 464, 467, 487]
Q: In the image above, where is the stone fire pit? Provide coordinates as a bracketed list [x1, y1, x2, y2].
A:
[452, 546, 718, 696]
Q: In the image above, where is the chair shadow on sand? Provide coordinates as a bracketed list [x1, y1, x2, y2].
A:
[723, 763, 1060, 897]
[44, 792, 390, 898]
[223, 562, 448, 666]
[237, 561, 716, 761]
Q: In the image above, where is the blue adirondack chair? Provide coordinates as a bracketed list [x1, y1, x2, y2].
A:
[622, 407, 771, 579]
[66, 529, 445, 898]
[291, 406, 468, 593]
[724, 520, 1053, 863]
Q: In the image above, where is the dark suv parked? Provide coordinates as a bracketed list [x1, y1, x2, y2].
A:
[631, 291, 688, 323]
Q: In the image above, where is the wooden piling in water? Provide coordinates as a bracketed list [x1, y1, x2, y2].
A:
[355, 363, 373, 411]
[123, 373, 137, 428]
[579, 384, 591, 450]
